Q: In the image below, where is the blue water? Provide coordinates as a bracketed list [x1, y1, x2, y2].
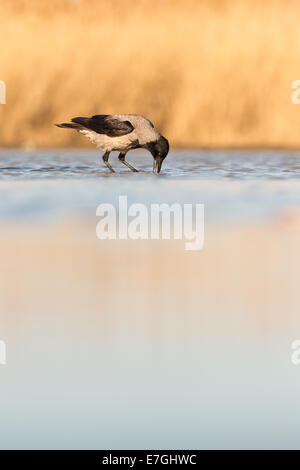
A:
[1, 149, 300, 450]
[0, 148, 300, 180]
[0, 149, 300, 224]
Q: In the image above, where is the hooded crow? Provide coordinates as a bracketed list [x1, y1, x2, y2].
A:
[55, 114, 169, 173]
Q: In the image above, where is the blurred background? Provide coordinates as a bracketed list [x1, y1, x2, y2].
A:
[1, 0, 300, 148]
[1, 0, 300, 450]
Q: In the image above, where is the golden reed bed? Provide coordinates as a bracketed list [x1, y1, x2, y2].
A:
[0, 0, 300, 148]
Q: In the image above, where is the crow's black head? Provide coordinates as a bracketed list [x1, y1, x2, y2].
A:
[147, 135, 169, 173]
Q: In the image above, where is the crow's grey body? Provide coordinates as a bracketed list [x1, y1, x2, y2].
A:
[80, 114, 160, 151]
[55, 113, 169, 173]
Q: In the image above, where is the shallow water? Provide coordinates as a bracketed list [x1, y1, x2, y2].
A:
[1, 148, 300, 180]
[1, 149, 300, 449]
[0, 149, 300, 224]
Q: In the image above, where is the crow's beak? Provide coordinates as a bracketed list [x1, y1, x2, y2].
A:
[156, 158, 163, 174]
[153, 157, 163, 174]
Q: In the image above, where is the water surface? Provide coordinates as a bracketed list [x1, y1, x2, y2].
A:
[1, 149, 300, 450]
[0, 149, 300, 224]
[0, 148, 300, 180]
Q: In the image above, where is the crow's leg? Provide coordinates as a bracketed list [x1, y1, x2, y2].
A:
[118, 152, 138, 172]
[102, 151, 115, 173]
[153, 159, 157, 174]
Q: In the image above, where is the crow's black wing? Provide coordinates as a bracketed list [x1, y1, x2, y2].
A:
[71, 115, 134, 137]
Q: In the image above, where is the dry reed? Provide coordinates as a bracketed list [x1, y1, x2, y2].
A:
[1, 0, 300, 148]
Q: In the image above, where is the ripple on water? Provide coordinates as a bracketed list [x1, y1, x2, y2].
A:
[0, 149, 300, 223]
[0, 148, 300, 180]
